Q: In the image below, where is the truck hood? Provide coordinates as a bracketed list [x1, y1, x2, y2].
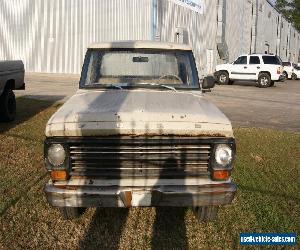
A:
[46, 89, 233, 137]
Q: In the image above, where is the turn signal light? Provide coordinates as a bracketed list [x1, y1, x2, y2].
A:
[277, 67, 281, 74]
[51, 170, 68, 181]
[212, 170, 230, 181]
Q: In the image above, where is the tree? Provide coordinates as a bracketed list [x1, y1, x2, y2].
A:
[276, 0, 300, 30]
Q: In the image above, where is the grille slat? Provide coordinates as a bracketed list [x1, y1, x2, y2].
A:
[69, 137, 212, 179]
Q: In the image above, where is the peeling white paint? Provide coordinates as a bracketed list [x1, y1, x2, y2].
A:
[46, 89, 233, 137]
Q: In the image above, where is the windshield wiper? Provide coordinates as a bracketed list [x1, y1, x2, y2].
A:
[138, 83, 177, 92]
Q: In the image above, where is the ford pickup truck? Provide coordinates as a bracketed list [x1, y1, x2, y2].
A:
[0, 60, 25, 121]
[44, 41, 236, 222]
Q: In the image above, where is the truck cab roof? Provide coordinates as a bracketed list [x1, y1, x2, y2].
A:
[88, 41, 193, 51]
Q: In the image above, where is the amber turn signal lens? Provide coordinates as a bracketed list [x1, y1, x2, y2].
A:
[212, 170, 230, 181]
[51, 170, 67, 181]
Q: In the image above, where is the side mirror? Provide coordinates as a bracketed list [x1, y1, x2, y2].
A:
[202, 76, 216, 92]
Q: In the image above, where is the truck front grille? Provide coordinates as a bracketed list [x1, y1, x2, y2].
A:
[68, 137, 215, 179]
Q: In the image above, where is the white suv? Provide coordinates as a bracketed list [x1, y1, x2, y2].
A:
[215, 54, 284, 88]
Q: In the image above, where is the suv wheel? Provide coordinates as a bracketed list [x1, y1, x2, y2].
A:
[0, 89, 16, 122]
[283, 71, 288, 80]
[291, 73, 297, 80]
[217, 71, 229, 85]
[59, 207, 86, 220]
[258, 73, 271, 88]
[193, 206, 219, 222]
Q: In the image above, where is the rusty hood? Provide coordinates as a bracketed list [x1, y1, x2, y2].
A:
[46, 89, 233, 137]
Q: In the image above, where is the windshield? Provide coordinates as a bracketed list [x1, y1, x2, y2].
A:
[80, 49, 199, 90]
[292, 63, 300, 70]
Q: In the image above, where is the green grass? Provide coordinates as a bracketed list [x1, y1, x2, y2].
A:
[0, 97, 299, 249]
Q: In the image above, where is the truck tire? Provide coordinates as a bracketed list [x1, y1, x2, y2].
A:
[0, 89, 16, 122]
[217, 71, 229, 85]
[59, 207, 86, 220]
[193, 206, 219, 222]
[291, 73, 297, 80]
[257, 73, 271, 88]
[283, 71, 288, 80]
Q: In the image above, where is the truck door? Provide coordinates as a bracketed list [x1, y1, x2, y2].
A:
[247, 56, 261, 80]
[230, 56, 249, 80]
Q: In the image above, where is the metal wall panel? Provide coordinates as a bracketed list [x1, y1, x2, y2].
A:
[279, 18, 292, 61]
[225, 0, 253, 62]
[286, 27, 300, 63]
[0, 0, 152, 73]
[0, 0, 299, 74]
[255, 0, 280, 55]
[156, 0, 218, 77]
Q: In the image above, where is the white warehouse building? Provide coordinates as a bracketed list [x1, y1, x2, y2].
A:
[0, 0, 299, 77]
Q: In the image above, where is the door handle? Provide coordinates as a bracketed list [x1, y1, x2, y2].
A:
[244, 66, 248, 69]
[257, 66, 260, 69]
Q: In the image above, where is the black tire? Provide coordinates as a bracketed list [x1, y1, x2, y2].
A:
[59, 207, 86, 220]
[0, 89, 16, 122]
[217, 71, 229, 85]
[283, 71, 288, 80]
[193, 206, 219, 222]
[291, 73, 297, 80]
[257, 73, 271, 88]
[269, 81, 275, 87]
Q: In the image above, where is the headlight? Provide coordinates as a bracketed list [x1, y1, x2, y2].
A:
[47, 144, 66, 166]
[215, 144, 233, 166]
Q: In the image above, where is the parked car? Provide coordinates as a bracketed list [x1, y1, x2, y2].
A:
[291, 64, 300, 80]
[0, 60, 25, 121]
[215, 54, 284, 88]
[282, 62, 295, 79]
[44, 41, 236, 222]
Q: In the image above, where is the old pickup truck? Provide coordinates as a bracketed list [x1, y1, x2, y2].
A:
[44, 41, 236, 221]
[0, 60, 25, 121]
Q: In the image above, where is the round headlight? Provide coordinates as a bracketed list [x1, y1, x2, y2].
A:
[48, 144, 66, 166]
[215, 144, 233, 166]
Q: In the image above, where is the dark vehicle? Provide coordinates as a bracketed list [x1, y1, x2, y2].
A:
[0, 60, 25, 121]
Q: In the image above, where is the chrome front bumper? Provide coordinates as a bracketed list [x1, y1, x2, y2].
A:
[44, 182, 237, 208]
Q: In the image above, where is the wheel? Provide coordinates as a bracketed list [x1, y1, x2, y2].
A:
[291, 73, 297, 80]
[269, 81, 275, 87]
[0, 89, 16, 122]
[257, 73, 271, 88]
[217, 71, 229, 85]
[59, 207, 86, 220]
[193, 206, 219, 222]
[283, 71, 288, 80]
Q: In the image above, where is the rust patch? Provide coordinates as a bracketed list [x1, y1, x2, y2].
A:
[121, 191, 132, 208]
